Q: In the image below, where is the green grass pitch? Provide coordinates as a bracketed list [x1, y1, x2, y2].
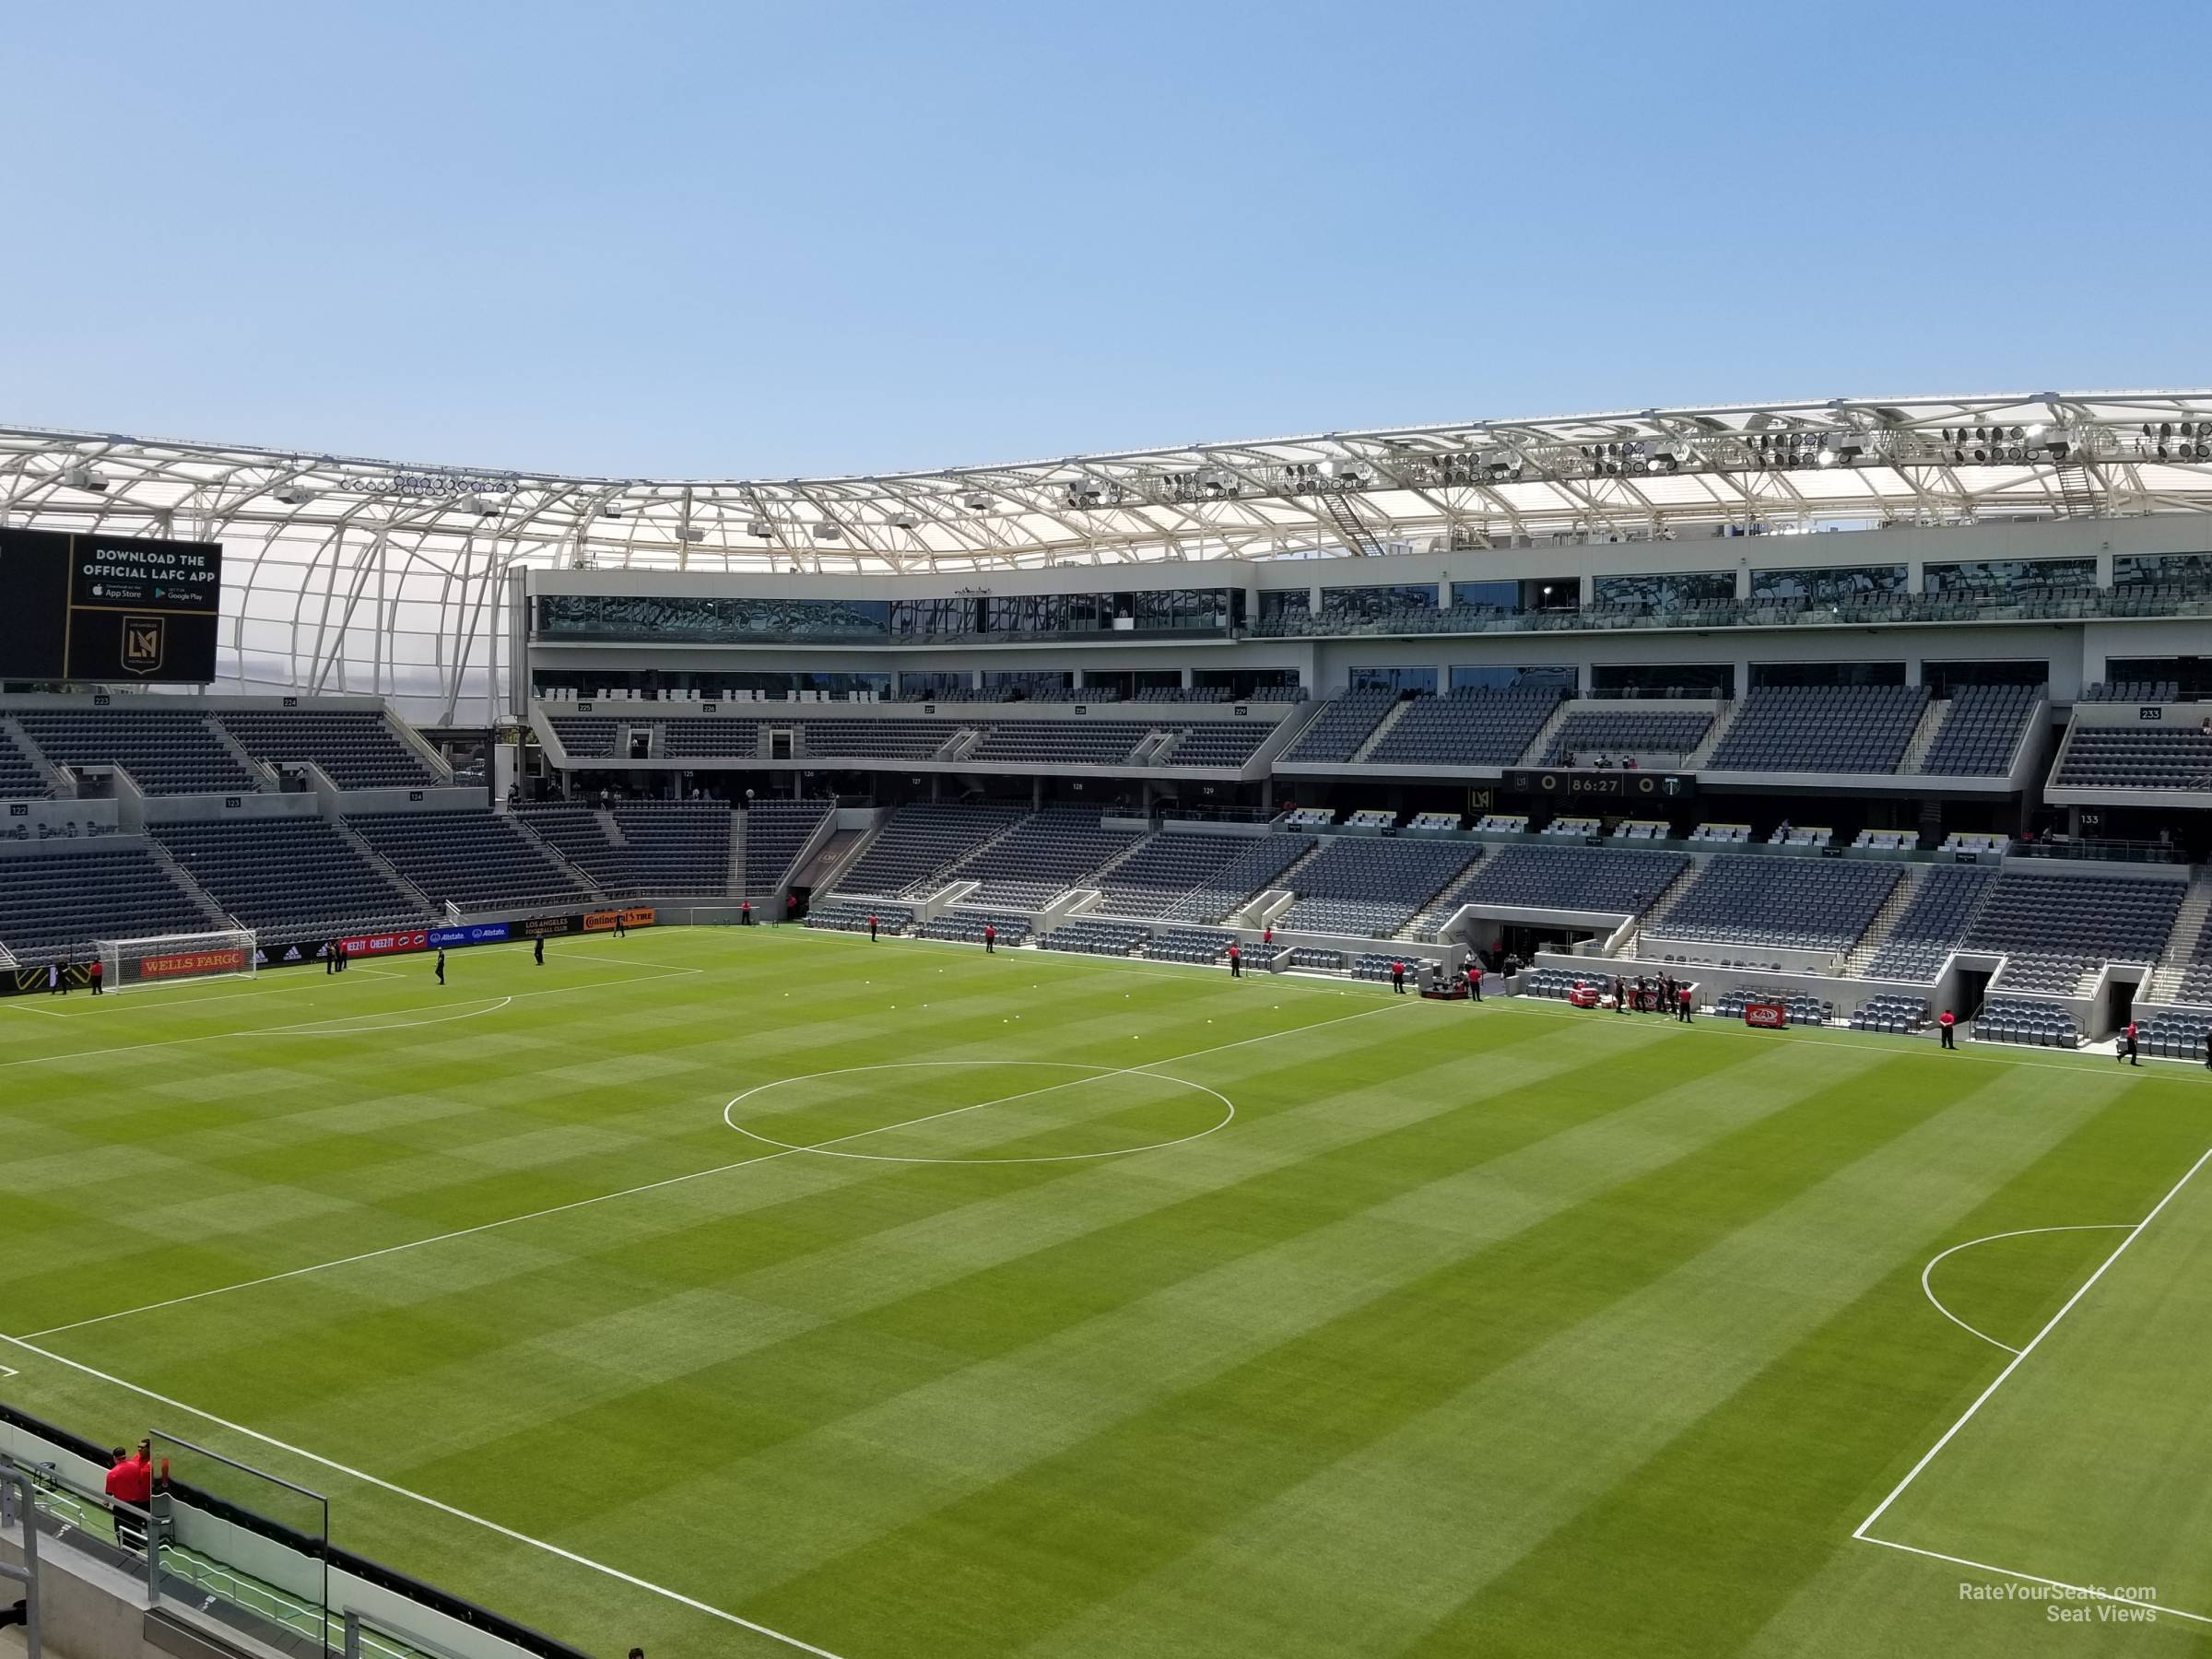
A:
[6, 926, 2212, 1657]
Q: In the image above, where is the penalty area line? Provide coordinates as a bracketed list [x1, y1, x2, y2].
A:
[0, 1332, 850, 1659]
[1854, 1138, 2212, 1543]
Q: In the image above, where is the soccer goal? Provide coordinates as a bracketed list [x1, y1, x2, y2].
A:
[94, 928, 258, 991]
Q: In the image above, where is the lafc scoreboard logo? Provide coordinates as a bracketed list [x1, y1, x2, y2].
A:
[123, 615, 166, 675]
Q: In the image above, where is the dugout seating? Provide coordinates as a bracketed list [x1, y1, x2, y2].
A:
[1704, 685, 1928, 773]
[1967, 872, 2183, 992]
[1089, 831, 1270, 918]
[943, 808, 1144, 907]
[218, 709, 441, 789]
[1144, 927, 1234, 964]
[14, 707, 261, 795]
[1364, 688, 1564, 767]
[1276, 838, 1483, 936]
[1971, 995, 2080, 1047]
[1713, 987, 1833, 1025]
[1862, 864, 1995, 981]
[1039, 919, 1152, 956]
[1848, 994, 1932, 1033]
[740, 800, 829, 893]
[1918, 684, 2038, 775]
[154, 817, 431, 943]
[350, 809, 596, 911]
[917, 911, 1030, 946]
[835, 803, 1029, 896]
[0, 841, 217, 965]
[806, 902, 913, 935]
[2142, 1010, 2212, 1061]
[1446, 843, 1691, 915]
[1648, 854, 1901, 953]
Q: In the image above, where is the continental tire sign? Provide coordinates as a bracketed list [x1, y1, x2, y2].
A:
[583, 907, 656, 933]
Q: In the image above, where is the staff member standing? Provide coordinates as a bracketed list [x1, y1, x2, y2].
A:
[1938, 1009, 1957, 1050]
[89, 956, 104, 996]
[983, 923, 996, 954]
[2120, 1020, 2140, 1066]
[1465, 962, 1482, 1003]
[1390, 959, 1406, 994]
[434, 947, 447, 986]
[1228, 943, 1241, 978]
[534, 935, 545, 967]
[868, 912, 879, 942]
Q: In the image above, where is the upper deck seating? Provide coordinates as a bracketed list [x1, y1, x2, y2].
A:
[1918, 684, 2038, 776]
[1705, 685, 1928, 773]
[14, 708, 259, 795]
[218, 710, 440, 789]
[1364, 688, 1563, 767]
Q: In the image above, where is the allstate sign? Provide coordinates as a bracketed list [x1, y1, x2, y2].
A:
[429, 923, 512, 948]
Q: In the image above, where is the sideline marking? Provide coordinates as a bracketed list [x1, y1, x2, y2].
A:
[1849, 1141, 2212, 1574]
[724, 1060, 1234, 1165]
[0, 965, 700, 1071]
[1918, 1224, 2136, 1354]
[0, 1332, 849, 1659]
[18, 999, 1403, 1341]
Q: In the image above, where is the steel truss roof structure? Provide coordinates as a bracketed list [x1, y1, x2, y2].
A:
[9, 391, 2212, 578]
[6, 391, 2212, 722]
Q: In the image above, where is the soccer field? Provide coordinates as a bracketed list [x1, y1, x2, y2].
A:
[7, 926, 2212, 1658]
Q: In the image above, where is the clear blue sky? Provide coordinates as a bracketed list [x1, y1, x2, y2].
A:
[6, 1, 2205, 478]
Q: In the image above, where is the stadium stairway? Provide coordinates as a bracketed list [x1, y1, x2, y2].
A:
[1897, 698, 1951, 773]
[506, 811, 611, 900]
[1683, 700, 1739, 769]
[139, 836, 242, 935]
[1614, 859, 1708, 958]
[333, 816, 440, 915]
[2148, 870, 2212, 1003]
[1347, 699, 1415, 762]
[1841, 863, 1932, 974]
[0, 714, 68, 795]
[1511, 698, 1577, 767]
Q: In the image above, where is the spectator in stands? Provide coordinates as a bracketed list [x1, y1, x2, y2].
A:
[88, 956, 103, 996]
[1465, 961, 1482, 1003]
[1390, 959, 1406, 994]
[1229, 942, 1241, 978]
[1938, 1008, 1957, 1050]
[2120, 1021, 2139, 1066]
[983, 922, 997, 954]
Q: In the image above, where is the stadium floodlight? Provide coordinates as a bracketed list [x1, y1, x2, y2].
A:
[62, 463, 107, 492]
[962, 493, 990, 512]
[747, 517, 774, 536]
[597, 504, 623, 519]
[274, 484, 316, 506]
[678, 525, 705, 543]
[889, 512, 920, 530]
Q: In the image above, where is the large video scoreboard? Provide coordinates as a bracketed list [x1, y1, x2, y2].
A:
[0, 527, 222, 683]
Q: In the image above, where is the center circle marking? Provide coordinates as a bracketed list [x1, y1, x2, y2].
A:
[721, 1060, 1234, 1165]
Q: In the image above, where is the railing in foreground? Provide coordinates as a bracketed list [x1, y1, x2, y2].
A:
[0, 1403, 589, 1659]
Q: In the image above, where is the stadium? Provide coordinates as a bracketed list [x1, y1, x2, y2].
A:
[5, 388, 2212, 1659]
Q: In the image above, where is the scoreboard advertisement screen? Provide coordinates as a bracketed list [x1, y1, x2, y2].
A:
[0, 527, 222, 682]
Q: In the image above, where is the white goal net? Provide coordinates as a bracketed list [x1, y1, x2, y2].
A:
[95, 928, 259, 991]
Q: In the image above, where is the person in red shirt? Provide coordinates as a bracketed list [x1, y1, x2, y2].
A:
[1228, 943, 1241, 978]
[1938, 1009, 1957, 1050]
[1262, 924, 1274, 947]
[2120, 1021, 2139, 1066]
[105, 1441, 165, 1553]
[983, 923, 996, 954]
[868, 912, 879, 942]
[88, 956, 104, 995]
[1465, 961, 1482, 1004]
[1390, 959, 1406, 994]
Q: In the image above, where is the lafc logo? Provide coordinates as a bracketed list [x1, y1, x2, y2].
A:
[123, 615, 166, 674]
